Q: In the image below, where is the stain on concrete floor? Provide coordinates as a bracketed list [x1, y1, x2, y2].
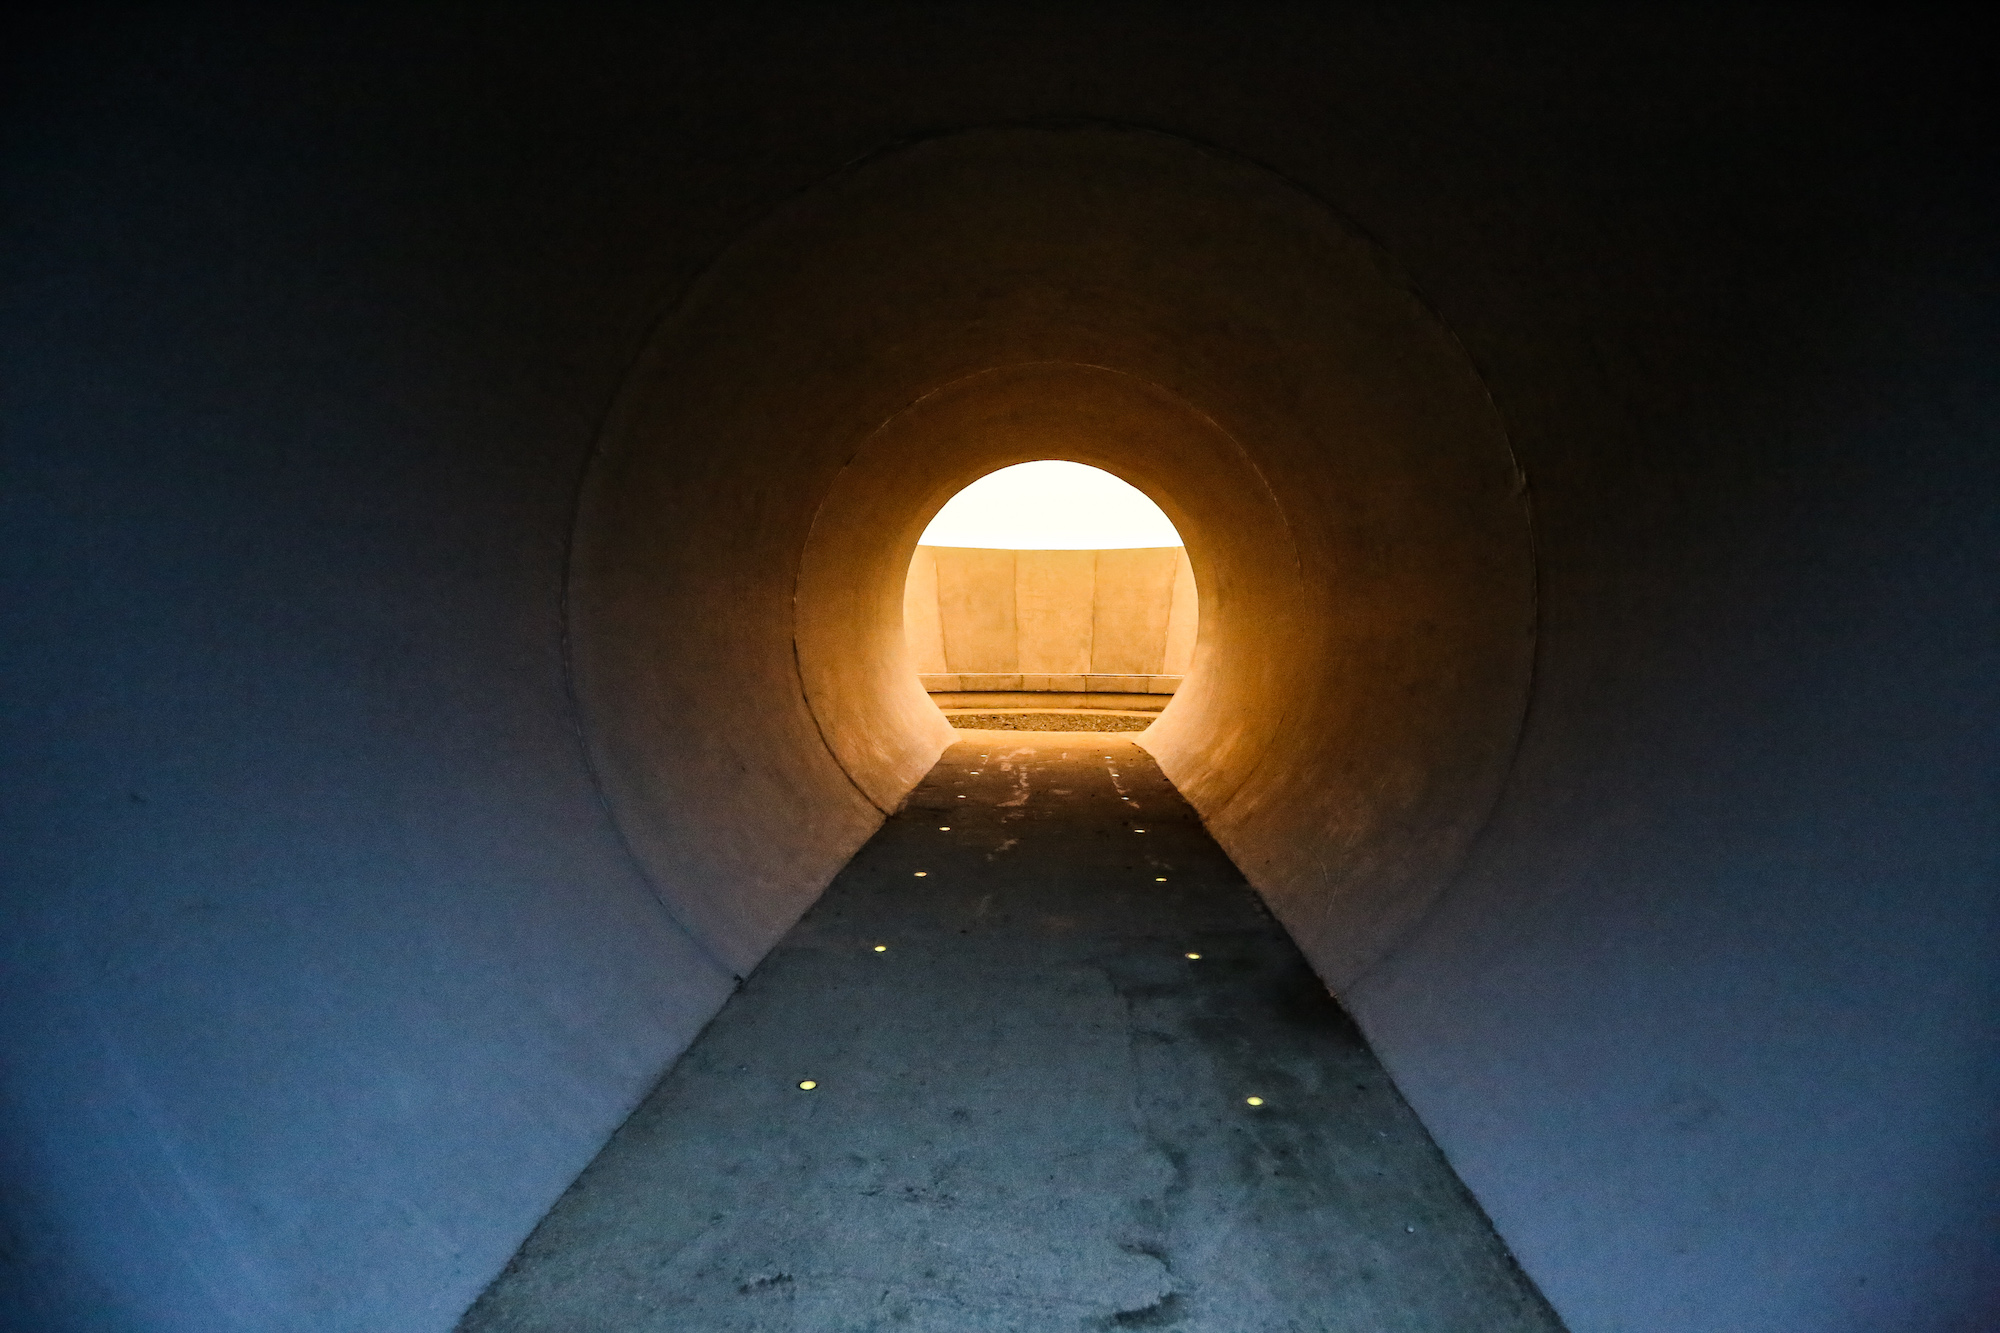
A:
[457, 733, 1565, 1332]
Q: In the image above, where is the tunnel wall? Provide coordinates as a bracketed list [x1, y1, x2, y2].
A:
[3, 10, 1994, 1333]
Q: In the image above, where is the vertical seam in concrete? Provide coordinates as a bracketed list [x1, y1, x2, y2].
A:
[559, 522, 747, 979]
[1146, 396, 1305, 827]
[787, 619, 893, 817]
[1086, 549, 1099, 672]
[789, 452, 903, 818]
[1340, 320, 1541, 995]
[557, 317, 751, 983]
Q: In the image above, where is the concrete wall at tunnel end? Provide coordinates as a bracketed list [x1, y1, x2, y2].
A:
[3, 9, 1996, 1333]
[902, 544, 1198, 679]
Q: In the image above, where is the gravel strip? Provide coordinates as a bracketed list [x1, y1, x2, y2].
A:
[947, 712, 1153, 732]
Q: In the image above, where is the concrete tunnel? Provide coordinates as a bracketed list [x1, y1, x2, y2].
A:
[2, 9, 1994, 1332]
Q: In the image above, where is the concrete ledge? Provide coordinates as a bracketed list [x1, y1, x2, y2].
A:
[919, 673, 1182, 694]
[928, 691, 1169, 713]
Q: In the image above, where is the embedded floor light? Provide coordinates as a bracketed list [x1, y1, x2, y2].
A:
[873, 945, 887, 953]
[938, 826, 951, 830]
[914, 871, 928, 877]
[799, 1080, 817, 1091]
[1185, 951, 1201, 960]
[1156, 877, 1167, 882]
[1245, 1096, 1264, 1107]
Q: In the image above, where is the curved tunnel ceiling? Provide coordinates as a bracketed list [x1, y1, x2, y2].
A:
[568, 127, 1534, 987]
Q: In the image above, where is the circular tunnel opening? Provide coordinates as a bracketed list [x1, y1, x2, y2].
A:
[568, 126, 1534, 985]
[904, 461, 1199, 734]
[791, 360, 1301, 824]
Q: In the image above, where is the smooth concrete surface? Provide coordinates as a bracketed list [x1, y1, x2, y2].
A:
[902, 547, 949, 676]
[456, 736, 1564, 1332]
[905, 545, 1198, 679]
[936, 547, 1021, 674]
[919, 678, 1182, 697]
[1090, 548, 1182, 677]
[1012, 548, 1097, 672]
[4, 10, 1994, 1333]
[1162, 550, 1198, 678]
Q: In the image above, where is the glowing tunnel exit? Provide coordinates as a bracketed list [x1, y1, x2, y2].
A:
[903, 462, 1199, 732]
[916, 460, 1183, 549]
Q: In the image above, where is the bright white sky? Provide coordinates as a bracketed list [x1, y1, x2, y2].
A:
[918, 461, 1183, 549]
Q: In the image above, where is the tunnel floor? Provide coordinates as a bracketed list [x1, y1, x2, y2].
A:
[458, 733, 1563, 1332]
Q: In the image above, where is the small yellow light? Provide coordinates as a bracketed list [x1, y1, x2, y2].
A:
[873, 944, 887, 952]
[1185, 951, 1201, 960]
[1134, 829, 1146, 834]
[939, 826, 950, 831]
[799, 1080, 817, 1090]
[1156, 877, 1167, 882]
[1245, 1096, 1264, 1106]
[914, 871, 928, 877]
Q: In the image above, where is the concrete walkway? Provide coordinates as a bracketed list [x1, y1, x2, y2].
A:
[458, 733, 1563, 1332]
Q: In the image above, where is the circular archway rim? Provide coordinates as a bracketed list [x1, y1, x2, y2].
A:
[564, 122, 1535, 986]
